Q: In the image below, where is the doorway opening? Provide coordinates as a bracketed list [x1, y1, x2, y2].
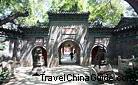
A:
[58, 40, 80, 65]
[32, 46, 47, 67]
[91, 45, 106, 64]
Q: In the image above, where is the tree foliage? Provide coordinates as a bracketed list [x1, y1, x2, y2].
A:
[0, 0, 48, 26]
[0, 0, 29, 14]
[88, 0, 124, 26]
[50, 0, 84, 12]
[0, 0, 124, 26]
[50, 0, 123, 26]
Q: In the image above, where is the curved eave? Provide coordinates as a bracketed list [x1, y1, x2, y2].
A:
[47, 11, 90, 21]
[114, 24, 138, 32]
[18, 26, 49, 31]
[89, 27, 113, 33]
[0, 27, 22, 35]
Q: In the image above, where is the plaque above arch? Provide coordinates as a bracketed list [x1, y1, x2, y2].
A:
[35, 37, 44, 46]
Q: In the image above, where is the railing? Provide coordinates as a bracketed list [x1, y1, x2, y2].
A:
[118, 55, 136, 74]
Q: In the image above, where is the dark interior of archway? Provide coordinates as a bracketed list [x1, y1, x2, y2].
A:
[32, 46, 47, 67]
[91, 46, 106, 64]
[58, 41, 80, 65]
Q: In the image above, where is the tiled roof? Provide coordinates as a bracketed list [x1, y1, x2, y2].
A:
[18, 25, 48, 29]
[114, 17, 138, 32]
[0, 27, 22, 35]
[116, 17, 138, 28]
[47, 11, 90, 21]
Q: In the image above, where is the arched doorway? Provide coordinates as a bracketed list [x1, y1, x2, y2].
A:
[58, 40, 80, 65]
[91, 45, 106, 64]
[32, 46, 47, 67]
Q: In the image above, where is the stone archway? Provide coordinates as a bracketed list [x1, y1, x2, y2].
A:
[58, 40, 80, 65]
[32, 46, 47, 67]
[91, 45, 106, 64]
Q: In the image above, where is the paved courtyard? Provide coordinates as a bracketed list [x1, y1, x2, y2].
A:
[3, 65, 134, 85]
[4, 65, 99, 85]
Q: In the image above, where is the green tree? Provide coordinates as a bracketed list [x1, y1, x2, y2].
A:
[50, 0, 124, 27]
[0, 0, 48, 26]
[50, 0, 84, 12]
[88, 0, 124, 27]
[0, 0, 124, 26]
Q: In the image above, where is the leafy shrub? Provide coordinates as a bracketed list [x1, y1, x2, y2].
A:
[124, 68, 138, 81]
[0, 67, 9, 84]
[130, 45, 138, 58]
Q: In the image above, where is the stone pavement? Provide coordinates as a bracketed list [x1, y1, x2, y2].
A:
[3, 65, 121, 85]
[3, 65, 99, 85]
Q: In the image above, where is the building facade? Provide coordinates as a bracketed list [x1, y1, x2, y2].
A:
[0, 12, 138, 67]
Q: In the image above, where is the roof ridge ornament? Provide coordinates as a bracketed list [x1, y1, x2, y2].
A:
[90, 17, 103, 28]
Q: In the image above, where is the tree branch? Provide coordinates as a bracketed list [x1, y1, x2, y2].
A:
[0, 11, 29, 26]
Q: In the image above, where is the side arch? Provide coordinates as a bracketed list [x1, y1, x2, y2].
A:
[32, 46, 47, 67]
[90, 44, 107, 64]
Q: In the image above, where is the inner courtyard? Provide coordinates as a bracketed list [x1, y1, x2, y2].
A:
[0, 0, 138, 85]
